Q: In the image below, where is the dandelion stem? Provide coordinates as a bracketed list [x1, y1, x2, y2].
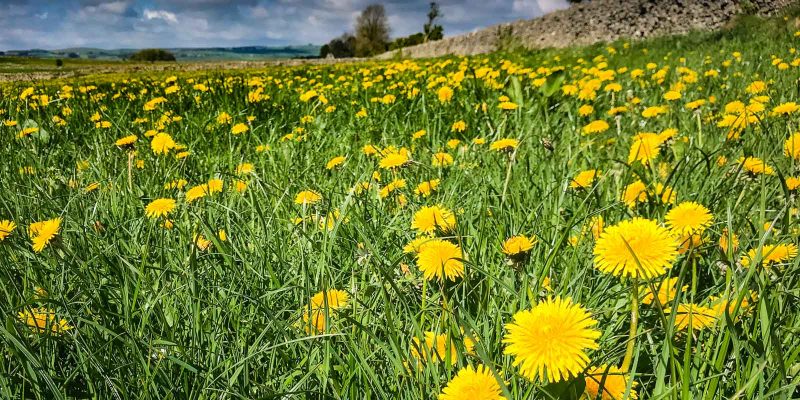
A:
[500, 150, 516, 205]
[622, 278, 639, 372]
[127, 151, 134, 191]
[420, 279, 427, 328]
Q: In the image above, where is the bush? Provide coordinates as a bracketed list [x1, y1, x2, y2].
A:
[128, 49, 176, 62]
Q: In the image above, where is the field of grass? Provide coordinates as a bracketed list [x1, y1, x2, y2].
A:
[2, 10, 800, 400]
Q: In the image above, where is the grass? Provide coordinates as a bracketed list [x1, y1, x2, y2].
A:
[1, 9, 800, 400]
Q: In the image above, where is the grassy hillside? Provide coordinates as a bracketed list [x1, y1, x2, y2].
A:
[1, 45, 320, 62]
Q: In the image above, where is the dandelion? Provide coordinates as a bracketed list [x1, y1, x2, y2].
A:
[411, 331, 458, 364]
[772, 102, 799, 116]
[501, 235, 535, 257]
[415, 179, 440, 197]
[451, 120, 466, 132]
[740, 243, 798, 268]
[641, 106, 668, 118]
[0, 220, 16, 241]
[666, 304, 717, 331]
[309, 290, 349, 310]
[231, 123, 249, 135]
[641, 277, 687, 306]
[628, 132, 663, 165]
[583, 365, 638, 400]
[503, 297, 600, 382]
[416, 239, 464, 281]
[784, 132, 800, 160]
[498, 101, 518, 110]
[489, 138, 519, 152]
[379, 149, 410, 169]
[437, 86, 454, 102]
[325, 156, 346, 170]
[411, 205, 456, 234]
[738, 156, 774, 175]
[145, 198, 176, 219]
[29, 218, 62, 252]
[151, 133, 176, 155]
[593, 218, 678, 279]
[115, 134, 137, 148]
[582, 120, 609, 135]
[432, 152, 454, 167]
[295, 190, 322, 205]
[665, 202, 713, 236]
[439, 365, 506, 400]
[570, 169, 601, 189]
[18, 307, 72, 334]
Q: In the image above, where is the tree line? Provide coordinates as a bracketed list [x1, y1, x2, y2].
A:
[320, 2, 443, 59]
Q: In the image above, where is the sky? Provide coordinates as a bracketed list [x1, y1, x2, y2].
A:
[0, 0, 570, 50]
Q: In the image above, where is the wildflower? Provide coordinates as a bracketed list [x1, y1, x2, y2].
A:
[578, 104, 594, 116]
[583, 365, 638, 400]
[415, 179, 440, 197]
[499, 101, 518, 110]
[772, 102, 799, 116]
[641, 106, 668, 118]
[593, 218, 678, 279]
[582, 120, 609, 135]
[193, 234, 212, 251]
[28, 218, 62, 252]
[151, 133, 176, 155]
[570, 169, 601, 189]
[236, 163, 254, 175]
[145, 198, 176, 219]
[295, 190, 322, 205]
[309, 290, 349, 310]
[412, 129, 426, 140]
[784, 132, 800, 160]
[432, 152, 454, 167]
[18, 307, 72, 334]
[416, 238, 464, 281]
[411, 331, 457, 364]
[501, 235, 535, 257]
[642, 277, 687, 306]
[325, 156, 346, 170]
[379, 148, 410, 169]
[628, 132, 663, 165]
[489, 138, 519, 152]
[439, 365, 506, 400]
[665, 202, 713, 236]
[411, 205, 456, 234]
[115, 134, 137, 149]
[503, 297, 600, 382]
[0, 220, 17, 241]
[451, 120, 466, 132]
[738, 156, 774, 175]
[719, 229, 739, 254]
[437, 86, 454, 102]
[621, 180, 647, 207]
[740, 243, 798, 268]
[666, 304, 717, 331]
[231, 123, 249, 135]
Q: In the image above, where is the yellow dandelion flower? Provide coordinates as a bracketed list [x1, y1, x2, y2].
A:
[145, 198, 176, 219]
[502, 235, 535, 256]
[416, 239, 464, 281]
[28, 218, 62, 252]
[295, 190, 322, 205]
[593, 218, 678, 279]
[231, 123, 249, 135]
[490, 138, 519, 152]
[0, 220, 16, 241]
[503, 297, 600, 382]
[411, 205, 456, 234]
[325, 156, 346, 170]
[18, 307, 72, 334]
[115, 134, 137, 148]
[583, 365, 638, 400]
[415, 179, 440, 197]
[740, 243, 798, 268]
[439, 365, 506, 400]
[411, 331, 458, 364]
[784, 132, 800, 160]
[570, 169, 601, 189]
[432, 152, 454, 167]
[309, 289, 349, 310]
[151, 132, 176, 155]
[641, 277, 687, 306]
[665, 202, 713, 236]
[582, 120, 609, 135]
[738, 156, 774, 175]
[666, 303, 717, 331]
[379, 149, 410, 169]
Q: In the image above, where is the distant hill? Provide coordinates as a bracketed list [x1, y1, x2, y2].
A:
[0, 45, 320, 61]
[378, 0, 796, 59]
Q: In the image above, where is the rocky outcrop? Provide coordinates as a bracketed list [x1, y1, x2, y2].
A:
[377, 0, 797, 59]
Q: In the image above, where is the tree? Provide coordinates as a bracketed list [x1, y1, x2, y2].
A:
[128, 49, 176, 62]
[355, 4, 390, 57]
[320, 33, 356, 58]
[423, 2, 443, 42]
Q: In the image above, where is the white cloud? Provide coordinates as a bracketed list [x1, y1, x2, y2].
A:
[537, 0, 569, 14]
[143, 9, 178, 23]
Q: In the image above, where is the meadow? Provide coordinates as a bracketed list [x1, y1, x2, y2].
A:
[2, 10, 800, 400]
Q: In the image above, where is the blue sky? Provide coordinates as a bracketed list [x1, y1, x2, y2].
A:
[0, 0, 569, 50]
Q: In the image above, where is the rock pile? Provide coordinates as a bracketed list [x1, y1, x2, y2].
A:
[377, 0, 796, 59]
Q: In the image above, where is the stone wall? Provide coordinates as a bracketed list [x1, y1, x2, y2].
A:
[377, 0, 797, 59]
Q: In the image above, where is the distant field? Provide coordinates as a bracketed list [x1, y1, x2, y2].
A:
[2, 10, 800, 400]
